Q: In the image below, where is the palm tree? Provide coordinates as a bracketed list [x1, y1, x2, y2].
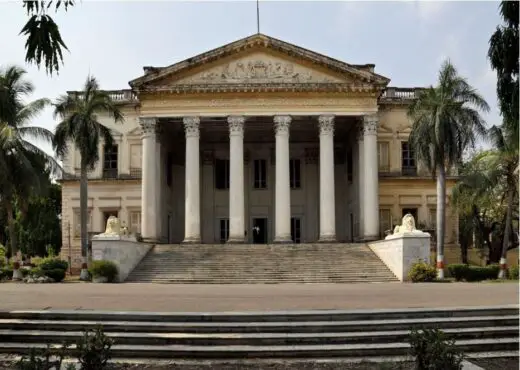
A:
[408, 60, 489, 279]
[0, 65, 61, 275]
[53, 76, 124, 280]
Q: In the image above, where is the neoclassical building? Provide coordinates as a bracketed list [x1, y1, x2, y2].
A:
[60, 34, 458, 266]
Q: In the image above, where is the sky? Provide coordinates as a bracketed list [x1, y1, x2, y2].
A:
[1, 0, 503, 155]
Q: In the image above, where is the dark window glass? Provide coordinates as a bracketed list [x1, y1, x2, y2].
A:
[289, 159, 301, 189]
[253, 159, 267, 189]
[347, 149, 353, 182]
[103, 144, 118, 178]
[215, 159, 230, 189]
[401, 142, 417, 175]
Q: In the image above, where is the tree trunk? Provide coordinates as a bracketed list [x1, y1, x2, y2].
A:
[498, 185, 514, 279]
[460, 243, 468, 265]
[5, 202, 17, 259]
[79, 159, 90, 280]
[436, 165, 446, 279]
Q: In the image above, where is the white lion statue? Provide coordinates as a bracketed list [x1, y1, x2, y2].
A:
[393, 213, 418, 234]
[100, 215, 121, 236]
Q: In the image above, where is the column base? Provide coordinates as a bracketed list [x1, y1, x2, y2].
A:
[182, 236, 201, 244]
[226, 237, 245, 244]
[273, 235, 293, 244]
[318, 234, 336, 243]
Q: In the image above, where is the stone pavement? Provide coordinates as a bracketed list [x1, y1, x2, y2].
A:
[0, 282, 517, 312]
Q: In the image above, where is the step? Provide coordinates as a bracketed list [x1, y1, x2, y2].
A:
[0, 327, 516, 347]
[0, 316, 516, 334]
[0, 338, 517, 359]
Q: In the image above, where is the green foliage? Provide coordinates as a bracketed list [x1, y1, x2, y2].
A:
[16, 343, 68, 370]
[39, 258, 68, 271]
[0, 245, 5, 267]
[408, 261, 437, 282]
[28, 267, 44, 278]
[0, 267, 13, 281]
[509, 265, 519, 280]
[409, 328, 464, 370]
[20, 1, 75, 76]
[447, 264, 469, 281]
[89, 260, 118, 283]
[76, 326, 113, 370]
[43, 268, 65, 282]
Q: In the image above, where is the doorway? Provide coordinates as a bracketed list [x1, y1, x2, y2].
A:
[102, 210, 119, 231]
[252, 218, 268, 244]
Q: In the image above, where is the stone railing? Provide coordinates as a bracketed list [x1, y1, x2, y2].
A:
[67, 90, 138, 103]
[380, 87, 424, 101]
[61, 169, 142, 181]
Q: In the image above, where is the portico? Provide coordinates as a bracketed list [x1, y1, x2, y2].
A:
[138, 112, 380, 244]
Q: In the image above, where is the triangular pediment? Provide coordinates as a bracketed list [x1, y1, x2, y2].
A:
[129, 34, 390, 91]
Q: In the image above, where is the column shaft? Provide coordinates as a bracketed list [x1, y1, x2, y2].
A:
[357, 128, 365, 240]
[318, 115, 336, 242]
[228, 116, 245, 243]
[273, 115, 292, 243]
[139, 117, 158, 241]
[183, 116, 201, 243]
[363, 114, 379, 240]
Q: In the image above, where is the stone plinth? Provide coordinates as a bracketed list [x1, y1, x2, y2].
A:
[368, 232, 431, 281]
[91, 235, 152, 282]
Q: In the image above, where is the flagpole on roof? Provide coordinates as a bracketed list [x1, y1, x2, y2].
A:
[257, 0, 260, 34]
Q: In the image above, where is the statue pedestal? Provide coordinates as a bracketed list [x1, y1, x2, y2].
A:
[369, 231, 431, 281]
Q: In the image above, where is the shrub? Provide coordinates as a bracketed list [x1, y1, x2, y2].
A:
[39, 258, 68, 271]
[30, 256, 44, 267]
[409, 328, 464, 370]
[408, 261, 437, 282]
[447, 264, 469, 281]
[89, 260, 118, 283]
[43, 269, 66, 282]
[16, 343, 69, 370]
[76, 326, 113, 370]
[0, 268, 12, 281]
[464, 265, 499, 282]
[28, 268, 45, 278]
[509, 265, 519, 280]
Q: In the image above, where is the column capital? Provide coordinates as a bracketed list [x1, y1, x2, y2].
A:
[139, 117, 157, 136]
[318, 115, 335, 136]
[363, 114, 378, 136]
[274, 115, 291, 135]
[183, 116, 200, 138]
[228, 115, 245, 136]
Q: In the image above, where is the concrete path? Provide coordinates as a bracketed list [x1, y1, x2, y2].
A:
[0, 282, 517, 312]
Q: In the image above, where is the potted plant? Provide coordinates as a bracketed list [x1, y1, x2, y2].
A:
[12, 261, 23, 281]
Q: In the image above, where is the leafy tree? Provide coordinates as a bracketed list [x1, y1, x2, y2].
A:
[53, 76, 124, 279]
[488, 1, 519, 140]
[15, 183, 62, 257]
[408, 60, 489, 279]
[0, 65, 61, 260]
[20, 1, 75, 75]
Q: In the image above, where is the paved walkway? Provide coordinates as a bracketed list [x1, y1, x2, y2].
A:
[0, 282, 517, 312]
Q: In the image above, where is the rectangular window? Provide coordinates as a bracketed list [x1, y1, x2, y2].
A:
[378, 142, 390, 172]
[347, 149, 353, 182]
[103, 144, 118, 178]
[215, 159, 230, 190]
[401, 142, 417, 175]
[253, 159, 267, 189]
[379, 209, 392, 237]
[289, 159, 301, 189]
[73, 209, 92, 238]
[130, 211, 142, 235]
[291, 217, 302, 243]
[219, 219, 229, 243]
[429, 208, 437, 229]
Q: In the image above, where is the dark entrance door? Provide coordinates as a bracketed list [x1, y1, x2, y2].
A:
[402, 208, 418, 221]
[252, 218, 268, 244]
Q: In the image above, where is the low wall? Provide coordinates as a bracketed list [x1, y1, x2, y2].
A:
[369, 233, 431, 281]
[91, 236, 152, 282]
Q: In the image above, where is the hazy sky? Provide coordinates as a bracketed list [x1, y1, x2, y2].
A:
[1, 1, 502, 154]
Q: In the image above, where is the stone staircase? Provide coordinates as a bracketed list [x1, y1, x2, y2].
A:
[0, 306, 517, 360]
[125, 243, 398, 283]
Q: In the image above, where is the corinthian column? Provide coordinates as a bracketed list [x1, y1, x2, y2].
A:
[318, 115, 336, 242]
[139, 117, 158, 241]
[227, 116, 245, 243]
[273, 115, 292, 243]
[363, 114, 379, 240]
[357, 125, 364, 240]
[183, 116, 201, 243]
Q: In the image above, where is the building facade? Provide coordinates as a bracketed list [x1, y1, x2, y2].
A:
[60, 34, 458, 266]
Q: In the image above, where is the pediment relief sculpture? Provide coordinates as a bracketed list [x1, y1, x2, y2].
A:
[173, 54, 346, 85]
